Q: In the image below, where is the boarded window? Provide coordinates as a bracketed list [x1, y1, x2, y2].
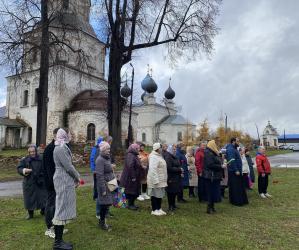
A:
[23, 90, 29, 106]
[87, 123, 95, 141]
[142, 132, 146, 142]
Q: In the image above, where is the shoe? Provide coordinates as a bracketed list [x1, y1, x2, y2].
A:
[173, 205, 179, 210]
[260, 193, 267, 199]
[96, 215, 100, 219]
[99, 219, 111, 231]
[265, 193, 272, 198]
[137, 195, 145, 201]
[168, 207, 175, 212]
[45, 228, 55, 239]
[158, 209, 167, 215]
[151, 210, 161, 216]
[142, 193, 150, 200]
[127, 205, 138, 211]
[25, 213, 33, 220]
[40, 209, 45, 216]
[206, 205, 212, 214]
[53, 240, 73, 250]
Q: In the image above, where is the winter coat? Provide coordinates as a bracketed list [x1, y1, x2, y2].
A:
[17, 156, 47, 210]
[147, 151, 168, 189]
[164, 151, 182, 194]
[120, 149, 143, 195]
[176, 148, 189, 187]
[42, 140, 56, 191]
[195, 148, 204, 175]
[186, 154, 198, 187]
[53, 144, 80, 221]
[246, 154, 255, 182]
[95, 154, 115, 205]
[226, 144, 242, 173]
[139, 150, 149, 184]
[202, 148, 223, 181]
[256, 153, 271, 175]
[241, 155, 250, 174]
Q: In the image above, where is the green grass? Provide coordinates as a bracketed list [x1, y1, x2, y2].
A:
[0, 148, 28, 157]
[0, 168, 298, 250]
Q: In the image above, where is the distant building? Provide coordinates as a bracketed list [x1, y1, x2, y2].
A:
[261, 121, 279, 147]
[133, 73, 196, 146]
[278, 134, 299, 146]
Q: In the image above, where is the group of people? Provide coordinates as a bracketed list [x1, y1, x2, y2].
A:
[17, 128, 273, 250]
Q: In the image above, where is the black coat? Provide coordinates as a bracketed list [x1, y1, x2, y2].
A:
[120, 149, 143, 195]
[202, 148, 223, 181]
[42, 140, 56, 191]
[17, 156, 47, 210]
[164, 151, 182, 194]
[246, 155, 255, 183]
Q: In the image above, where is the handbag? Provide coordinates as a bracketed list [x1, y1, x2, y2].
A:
[107, 178, 118, 192]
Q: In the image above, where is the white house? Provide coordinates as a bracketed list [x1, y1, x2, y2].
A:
[260, 121, 279, 147]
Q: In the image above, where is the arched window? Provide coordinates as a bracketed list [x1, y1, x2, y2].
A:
[177, 132, 182, 141]
[87, 123, 95, 141]
[23, 90, 29, 106]
[142, 132, 146, 142]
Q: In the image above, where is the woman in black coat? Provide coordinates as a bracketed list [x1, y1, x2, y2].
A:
[202, 140, 223, 214]
[120, 143, 143, 210]
[17, 145, 47, 219]
[164, 144, 183, 211]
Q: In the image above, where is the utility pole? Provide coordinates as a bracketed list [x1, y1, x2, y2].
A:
[127, 63, 134, 147]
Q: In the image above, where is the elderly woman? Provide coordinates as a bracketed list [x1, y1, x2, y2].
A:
[52, 128, 80, 250]
[137, 142, 150, 201]
[176, 143, 189, 203]
[17, 145, 47, 219]
[186, 146, 198, 198]
[95, 142, 115, 230]
[164, 144, 182, 212]
[147, 143, 168, 216]
[120, 143, 143, 210]
[202, 140, 223, 214]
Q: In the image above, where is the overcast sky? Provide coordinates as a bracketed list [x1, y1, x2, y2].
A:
[0, 0, 298, 138]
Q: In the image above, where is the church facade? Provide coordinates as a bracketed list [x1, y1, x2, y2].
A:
[1, 0, 137, 148]
[260, 121, 279, 147]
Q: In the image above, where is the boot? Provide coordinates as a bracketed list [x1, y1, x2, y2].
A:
[53, 225, 73, 250]
[211, 203, 216, 213]
[206, 204, 212, 214]
[99, 219, 111, 231]
[26, 210, 34, 220]
[40, 208, 45, 216]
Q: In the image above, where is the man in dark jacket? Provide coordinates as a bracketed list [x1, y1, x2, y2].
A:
[226, 138, 248, 206]
[43, 128, 59, 238]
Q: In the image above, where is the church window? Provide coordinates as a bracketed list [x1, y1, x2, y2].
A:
[177, 132, 182, 141]
[34, 88, 38, 105]
[23, 90, 29, 106]
[28, 127, 32, 144]
[87, 123, 95, 141]
[142, 132, 146, 142]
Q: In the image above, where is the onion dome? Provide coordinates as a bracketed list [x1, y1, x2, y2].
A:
[141, 73, 158, 93]
[164, 85, 175, 99]
[120, 82, 131, 98]
[141, 91, 147, 101]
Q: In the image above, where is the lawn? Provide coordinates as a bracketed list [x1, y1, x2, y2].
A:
[249, 149, 293, 158]
[0, 168, 298, 250]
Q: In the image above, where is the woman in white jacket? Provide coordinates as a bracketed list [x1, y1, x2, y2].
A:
[147, 143, 168, 216]
[240, 148, 250, 190]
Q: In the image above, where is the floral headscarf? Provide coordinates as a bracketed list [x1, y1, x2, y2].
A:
[55, 128, 69, 146]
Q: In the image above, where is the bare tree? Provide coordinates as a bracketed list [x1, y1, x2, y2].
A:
[0, 0, 91, 145]
[93, 0, 221, 152]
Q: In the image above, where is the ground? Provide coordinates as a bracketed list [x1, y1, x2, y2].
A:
[0, 168, 299, 250]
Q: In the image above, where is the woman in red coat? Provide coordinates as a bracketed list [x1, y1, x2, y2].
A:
[195, 142, 206, 202]
[256, 146, 272, 198]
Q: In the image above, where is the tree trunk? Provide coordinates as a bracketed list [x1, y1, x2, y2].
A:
[107, 44, 123, 154]
[36, 0, 49, 146]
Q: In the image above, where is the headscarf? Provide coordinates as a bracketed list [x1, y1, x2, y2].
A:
[27, 144, 38, 160]
[96, 137, 103, 146]
[167, 145, 173, 154]
[207, 140, 219, 155]
[99, 141, 110, 156]
[128, 143, 140, 153]
[153, 142, 161, 151]
[55, 128, 69, 146]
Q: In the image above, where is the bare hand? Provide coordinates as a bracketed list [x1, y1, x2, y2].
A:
[235, 171, 240, 176]
[261, 173, 266, 177]
[24, 168, 32, 175]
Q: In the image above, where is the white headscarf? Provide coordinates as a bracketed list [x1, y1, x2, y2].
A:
[55, 128, 69, 146]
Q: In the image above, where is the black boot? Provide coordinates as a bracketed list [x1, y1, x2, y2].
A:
[26, 210, 34, 220]
[211, 203, 216, 213]
[206, 204, 212, 214]
[99, 219, 111, 231]
[40, 208, 45, 216]
[53, 225, 73, 250]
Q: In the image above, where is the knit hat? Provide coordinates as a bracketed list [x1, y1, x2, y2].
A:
[99, 141, 110, 153]
[153, 143, 161, 151]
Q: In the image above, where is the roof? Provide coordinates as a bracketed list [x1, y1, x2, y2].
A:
[0, 118, 28, 127]
[278, 134, 299, 140]
[0, 106, 6, 118]
[156, 115, 195, 126]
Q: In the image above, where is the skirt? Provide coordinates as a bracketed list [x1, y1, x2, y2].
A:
[148, 188, 165, 198]
[204, 179, 221, 203]
[198, 176, 208, 201]
[228, 171, 249, 206]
